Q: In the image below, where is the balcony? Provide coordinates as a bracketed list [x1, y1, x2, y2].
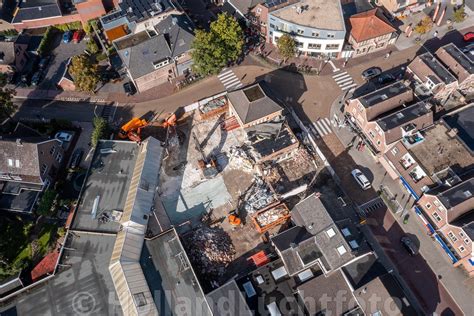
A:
[409, 166, 427, 183]
[399, 153, 415, 170]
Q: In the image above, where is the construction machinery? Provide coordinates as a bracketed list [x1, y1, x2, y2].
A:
[118, 117, 148, 141]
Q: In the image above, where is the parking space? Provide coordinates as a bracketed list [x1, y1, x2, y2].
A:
[39, 32, 87, 90]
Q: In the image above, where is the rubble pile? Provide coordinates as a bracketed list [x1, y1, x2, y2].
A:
[255, 205, 288, 227]
[228, 146, 254, 171]
[199, 97, 227, 114]
[241, 177, 276, 213]
[184, 226, 235, 279]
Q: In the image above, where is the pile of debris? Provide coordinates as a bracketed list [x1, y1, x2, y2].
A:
[199, 96, 227, 114]
[228, 146, 254, 171]
[255, 204, 288, 227]
[184, 226, 235, 280]
[241, 176, 276, 214]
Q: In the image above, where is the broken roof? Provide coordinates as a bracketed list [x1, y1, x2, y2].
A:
[349, 8, 396, 43]
[227, 82, 283, 125]
[376, 101, 432, 132]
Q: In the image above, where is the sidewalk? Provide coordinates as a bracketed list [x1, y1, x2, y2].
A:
[329, 94, 474, 314]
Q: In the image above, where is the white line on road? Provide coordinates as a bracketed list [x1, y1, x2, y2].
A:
[342, 83, 357, 91]
[332, 72, 348, 79]
[321, 118, 332, 133]
[312, 121, 326, 136]
[218, 69, 233, 78]
[335, 77, 353, 85]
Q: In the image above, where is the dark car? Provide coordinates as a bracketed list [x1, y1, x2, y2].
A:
[123, 81, 137, 96]
[70, 149, 84, 169]
[463, 32, 474, 42]
[362, 67, 382, 80]
[377, 73, 396, 85]
[401, 236, 418, 256]
[31, 71, 43, 86]
[38, 56, 51, 70]
[63, 31, 73, 43]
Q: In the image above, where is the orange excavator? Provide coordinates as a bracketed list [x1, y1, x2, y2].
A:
[118, 113, 177, 143]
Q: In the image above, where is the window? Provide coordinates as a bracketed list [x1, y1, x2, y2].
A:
[152, 59, 169, 69]
[311, 31, 319, 37]
[55, 153, 62, 163]
[325, 44, 340, 50]
[458, 246, 465, 253]
[425, 203, 431, 209]
[7, 159, 13, 167]
[341, 228, 351, 237]
[133, 292, 147, 307]
[50, 146, 56, 155]
[432, 212, 441, 222]
[391, 147, 399, 155]
[448, 231, 458, 243]
[308, 43, 321, 49]
[459, 232, 465, 238]
[15, 159, 20, 168]
[270, 23, 275, 29]
[337, 245, 347, 255]
[369, 130, 375, 138]
[327, 33, 335, 38]
[40, 164, 47, 174]
[326, 228, 336, 238]
[464, 238, 470, 245]
[376, 140, 381, 145]
[256, 7, 262, 14]
[297, 29, 304, 35]
[349, 240, 359, 249]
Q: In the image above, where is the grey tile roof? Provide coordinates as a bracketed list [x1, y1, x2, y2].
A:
[376, 101, 432, 131]
[116, 14, 194, 79]
[227, 0, 264, 15]
[438, 177, 473, 210]
[359, 81, 412, 108]
[12, 0, 62, 23]
[227, 82, 283, 124]
[206, 280, 253, 316]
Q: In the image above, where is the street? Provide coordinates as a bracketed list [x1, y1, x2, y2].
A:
[9, 25, 474, 315]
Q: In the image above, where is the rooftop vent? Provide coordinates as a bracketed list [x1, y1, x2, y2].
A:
[16, 139, 22, 146]
[464, 190, 472, 198]
[396, 112, 404, 119]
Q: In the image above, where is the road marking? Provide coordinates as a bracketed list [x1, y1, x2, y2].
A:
[312, 121, 326, 136]
[342, 83, 357, 91]
[332, 72, 349, 79]
[335, 76, 353, 85]
[312, 118, 334, 137]
[218, 69, 232, 78]
[218, 72, 235, 81]
[321, 118, 332, 132]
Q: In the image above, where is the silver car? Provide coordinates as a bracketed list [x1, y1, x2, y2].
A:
[351, 169, 371, 190]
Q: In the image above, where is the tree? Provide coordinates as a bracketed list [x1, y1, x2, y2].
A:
[69, 55, 99, 93]
[191, 13, 244, 75]
[0, 87, 16, 121]
[91, 117, 108, 147]
[453, 7, 465, 23]
[414, 17, 433, 35]
[277, 34, 296, 60]
[36, 190, 57, 216]
[86, 38, 100, 54]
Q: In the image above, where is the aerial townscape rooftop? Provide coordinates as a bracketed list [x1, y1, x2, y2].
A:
[0, 0, 473, 315]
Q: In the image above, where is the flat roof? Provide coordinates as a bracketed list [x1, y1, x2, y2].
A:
[376, 101, 432, 131]
[14, 233, 122, 315]
[142, 229, 211, 316]
[359, 81, 411, 108]
[442, 103, 474, 153]
[342, 253, 387, 289]
[206, 280, 253, 316]
[72, 140, 139, 233]
[271, 0, 345, 31]
[410, 124, 472, 175]
[418, 53, 457, 84]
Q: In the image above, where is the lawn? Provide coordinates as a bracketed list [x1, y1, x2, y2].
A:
[0, 216, 58, 281]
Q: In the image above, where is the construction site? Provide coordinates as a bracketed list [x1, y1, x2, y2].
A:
[147, 90, 327, 288]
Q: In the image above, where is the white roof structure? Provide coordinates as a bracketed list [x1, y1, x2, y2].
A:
[108, 137, 164, 316]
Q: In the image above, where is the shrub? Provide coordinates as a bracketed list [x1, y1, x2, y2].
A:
[91, 117, 108, 147]
[36, 190, 57, 217]
[38, 27, 56, 56]
[453, 7, 465, 23]
[87, 38, 100, 54]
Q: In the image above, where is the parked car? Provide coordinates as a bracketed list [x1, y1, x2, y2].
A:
[55, 131, 73, 142]
[38, 56, 51, 70]
[70, 149, 84, 169]
[72, 30, 83, 43]
[400, 236, 418, 256]
[463, 32, 474, 42]
[63, 31, 73, 43]
[31, 71, 43, 86]
[123, 81, 137, 96]
[362, 67, 382, 80]
[351, 169, 371, 190]
[377, 73, 396, 85]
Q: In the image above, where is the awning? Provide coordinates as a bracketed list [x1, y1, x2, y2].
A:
[400, 176, 419, 200]
[434, 234, 458, 264]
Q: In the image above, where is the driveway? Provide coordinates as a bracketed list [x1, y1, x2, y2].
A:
[40, 32, 87, 90]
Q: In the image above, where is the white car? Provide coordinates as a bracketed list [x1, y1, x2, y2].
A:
[351, 169, 371, 190]
[55, 131, 73, 142]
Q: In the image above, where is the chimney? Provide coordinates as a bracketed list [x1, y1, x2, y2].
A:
[16, 138, 22, 146]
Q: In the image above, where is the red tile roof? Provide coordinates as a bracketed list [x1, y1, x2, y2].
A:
[349, 8, 397, 43]
[30, 250, 59, 282]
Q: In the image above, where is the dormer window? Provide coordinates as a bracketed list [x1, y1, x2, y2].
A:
[153, 58, 169, 69]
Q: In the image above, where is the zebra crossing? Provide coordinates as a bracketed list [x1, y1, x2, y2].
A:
[332, 71, 357, 92]
[310, 117, 334, 138]
[359, 198, 386, 215]
[218, 69, 242, 90]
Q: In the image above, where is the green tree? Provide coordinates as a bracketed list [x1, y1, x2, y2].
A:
[191, 13, 244, 75]
[86, 38, 100, 54]
[69, 55, 99, 93]
[37, 190, 57, 216]
[277, 33, 296, 60]
[414, 17, 433, 34]
[91, 117, 108, 147]
[0, 88, 16, 121]
[453, 7, 465, 23]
